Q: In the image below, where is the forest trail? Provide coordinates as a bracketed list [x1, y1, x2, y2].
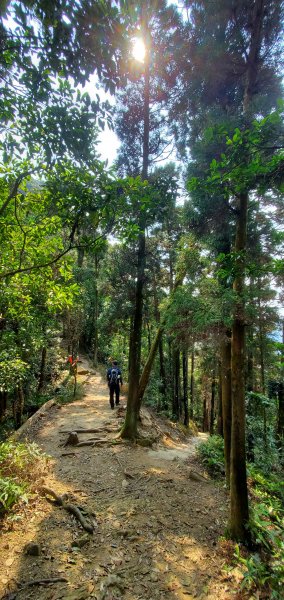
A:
[0, 359, 240, 600]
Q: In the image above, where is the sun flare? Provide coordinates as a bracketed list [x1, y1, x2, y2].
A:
[132, 38, 146, 62]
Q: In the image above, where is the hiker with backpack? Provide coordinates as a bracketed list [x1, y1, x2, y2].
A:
[107, 360, 123, 409]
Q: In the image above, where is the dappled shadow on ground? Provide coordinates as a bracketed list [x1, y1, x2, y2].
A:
[0, 363, 236, 600]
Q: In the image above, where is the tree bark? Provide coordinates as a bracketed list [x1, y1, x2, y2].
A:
[121, 16, 150, 439]
[37, 346, 47, 393]
[210, 368, 216, 434]
[159, 335, 166, 400]
[221, 331, 232, 488]
[172, 348, 180, 420]
[203, 379, 209, 433]
[0, 391, 8, 420]
[230, 192, 249, 541]
[230, 0, 265, 542]
[13, 385, 25, 429]
[182, 351, 189, 427]
[217, 360, 223, 436]
[246, 325, 254, 392]
[277, 321, 284, 457]
[93, 256, 99, 367]
[137, 271, 186, 409]
[189, 347, 195, 419]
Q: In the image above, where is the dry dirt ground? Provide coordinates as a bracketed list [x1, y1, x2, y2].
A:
[0, 359, 242, 600]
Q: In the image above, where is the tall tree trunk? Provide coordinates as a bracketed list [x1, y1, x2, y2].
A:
[257, 284, 267, 444]
[13, 385, 24, 429]
[121, 17, 150, 439]
[172, 348, 180, 420]
[230, 0, 265, 542]
[202, 377, 209, 432]
[230, 192, 250, 541]
[217, 360, 223, 436]
[210, 368, 216, 434]
[221, 331, 232, 488]
[189, 347, 195, 419]
[93, 256, 99, 367]
[137, 271, 185, 409]
[159, 335, 166, 400]
[246, 325, 254, 392]
[277, 321, 284, 457]
[37, 346, 47, 393]
[146, 322, 152, 353]
[182, 351, 189, 427]
[0, 391, 8, 421]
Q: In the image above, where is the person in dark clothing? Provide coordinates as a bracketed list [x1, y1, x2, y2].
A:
[107, 360, 123, 409]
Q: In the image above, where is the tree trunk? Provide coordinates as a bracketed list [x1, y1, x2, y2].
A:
[93, 256, 99, 367]
[0, 391, 7, 420]
[159, 335, 166, 400]
[138, 325, 163, 408]
[121, 17, 150, 439]
[257, 286, 267, 445]
[13, 385, 25, 429]
[217, 360, 223, 436]
[172, 348, 180, 420]
[137, 271, 185, 409]
[246, 325, 254, 392]
[37, 346, 47, 393]
[121, 231, 146, 439]
[230, 192, 249, 541]
[182, 351, 189, 427]
[203, 380, 209, 433]
[277, 322, 284, 457]
[189, 347, 195, 419]
[230, 0, 265, 542]
[210, 369, 216, 434]
[221, 331, 232, 488]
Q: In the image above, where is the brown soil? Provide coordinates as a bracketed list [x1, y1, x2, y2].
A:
[0, 358, 241, 600]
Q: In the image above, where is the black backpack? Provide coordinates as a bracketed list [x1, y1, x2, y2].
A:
[110, 368, 119, 385]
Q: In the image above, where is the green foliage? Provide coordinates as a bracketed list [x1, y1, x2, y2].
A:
[0, 477, 27, 513]
[197, 435, 225, 476]
[246, 392, 279, 474]
[234, 465, 284, 599]
[55, 380, 84, 405]
[0, 440, 47, 514]
[0, 353, 28, 392]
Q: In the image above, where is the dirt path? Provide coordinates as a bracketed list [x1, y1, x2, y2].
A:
[0, 359, 238, 600]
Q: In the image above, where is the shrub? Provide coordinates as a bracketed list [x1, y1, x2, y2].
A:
[235, 466, 284, 599]
[197, 434, 225, 476]
[0, 440, 48, 515]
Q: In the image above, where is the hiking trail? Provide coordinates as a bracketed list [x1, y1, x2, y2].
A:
[0, 357, 241, 600]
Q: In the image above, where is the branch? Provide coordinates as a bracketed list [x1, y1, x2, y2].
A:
[0, 244, 74, 279]
[14, 197, 27, 271]
[0, 170, 36, 217]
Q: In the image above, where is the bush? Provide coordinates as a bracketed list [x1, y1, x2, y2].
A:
[197, 434, 225, 476]
[234, 466, 284, 599]
[0, 440, 48, 515]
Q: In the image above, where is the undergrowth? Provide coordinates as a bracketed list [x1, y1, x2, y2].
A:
[197, 434, 225, 476]
[55, 378, 84, 404]
[198, 434, 284, 599]
[0, 440, 48, 515]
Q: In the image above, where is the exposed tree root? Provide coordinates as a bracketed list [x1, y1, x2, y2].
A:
[20, 577, 68, 588]
[76, 441, 96, 447]
[60, 427, 119, 434]
[61, 452, 77, 456]
[41, 486, 93, 533]
[135, 436, 157, 447]
[188, 469, 210, 482]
